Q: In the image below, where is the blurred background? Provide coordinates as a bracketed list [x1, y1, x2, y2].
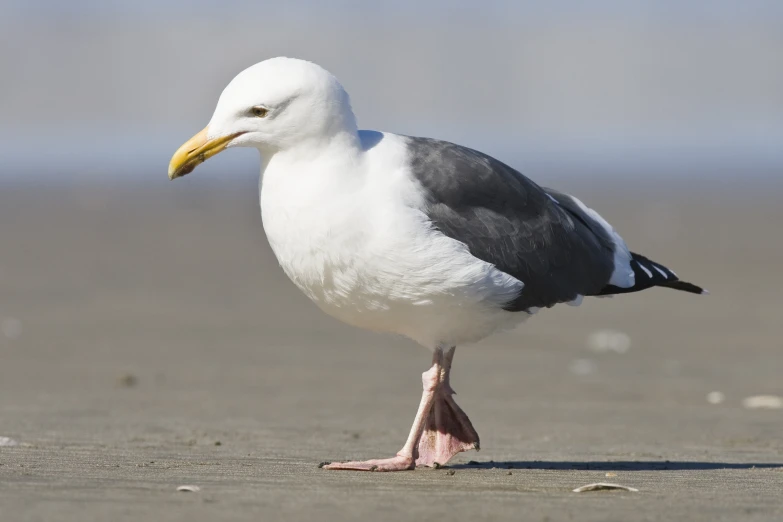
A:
[1, 0, 782, 180]
[0, 3, 782, 515]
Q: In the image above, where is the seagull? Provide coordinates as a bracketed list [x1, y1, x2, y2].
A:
[168, 57, 706, 472]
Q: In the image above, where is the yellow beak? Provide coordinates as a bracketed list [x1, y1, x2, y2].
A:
[168, 127, 244, 180]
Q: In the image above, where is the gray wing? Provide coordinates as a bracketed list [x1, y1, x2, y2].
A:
[405, 136, 617, 311]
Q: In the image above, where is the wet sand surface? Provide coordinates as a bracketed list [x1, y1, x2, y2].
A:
[1, 179, 782, 521]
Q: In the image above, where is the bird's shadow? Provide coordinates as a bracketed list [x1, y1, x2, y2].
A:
[450, 460, 783, 471]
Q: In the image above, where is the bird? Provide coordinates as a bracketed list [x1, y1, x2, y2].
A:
[168, 57, 706, 472]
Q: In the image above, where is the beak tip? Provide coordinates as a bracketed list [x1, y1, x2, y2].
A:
[168, 160, 197, 180]
[169, 126, 236, 181]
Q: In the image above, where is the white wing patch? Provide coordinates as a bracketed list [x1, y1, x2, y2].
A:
[652, 265, 669, 278]
[566, 195, 635, 289]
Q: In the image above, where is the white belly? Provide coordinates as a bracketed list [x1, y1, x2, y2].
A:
[258, 141, 527, 349]
[261, 202, 525, 347]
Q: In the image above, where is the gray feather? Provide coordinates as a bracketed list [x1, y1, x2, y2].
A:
[405, 136, 616, 311]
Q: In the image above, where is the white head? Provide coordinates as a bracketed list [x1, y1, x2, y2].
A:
[169, 57, 357, 179]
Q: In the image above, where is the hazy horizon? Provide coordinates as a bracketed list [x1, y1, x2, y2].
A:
[1, 1, 781, 181]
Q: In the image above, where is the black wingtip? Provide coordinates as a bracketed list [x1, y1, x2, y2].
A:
[594, 252, 707, 297]
[629, 252, 708, 295]
[657, 280, 708, 295]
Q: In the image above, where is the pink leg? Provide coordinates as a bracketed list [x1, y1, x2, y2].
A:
[416, 346, 480, 467]
[323, 346, 479, 472]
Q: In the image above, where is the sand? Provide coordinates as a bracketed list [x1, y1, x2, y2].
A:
[0, 179, 781, 521]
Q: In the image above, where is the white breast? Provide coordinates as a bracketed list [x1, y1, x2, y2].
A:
[259, 134, 527, 348]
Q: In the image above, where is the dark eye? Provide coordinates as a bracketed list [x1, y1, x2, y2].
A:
[251, 106, 269, 118]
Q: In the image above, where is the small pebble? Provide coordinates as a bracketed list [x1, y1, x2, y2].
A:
[587, 329, 631, 354]
[742, 395, 783, 410]
[214, 441, 222, 446]
[605, 472, 617, 478]
[176, 485, 201, 493]
[0, 436, 19, 447]
[507, 471, 513, 475]
[318, 461, 331, 468]
[573, 482, 638, 493]
[706, 391, 725, 405]
[446, 470, 455, 476]
[117, 374, 138, 388]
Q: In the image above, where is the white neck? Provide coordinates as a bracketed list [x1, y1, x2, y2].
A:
[257, 126, 368, 256]
[258, 127, 364, 181]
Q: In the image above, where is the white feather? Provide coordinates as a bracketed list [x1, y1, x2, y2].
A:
[652, 265, 669, 278]
[260, 132, 527, 348]
[638, 263, 653, 278]
[565, 195, 635, 288]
